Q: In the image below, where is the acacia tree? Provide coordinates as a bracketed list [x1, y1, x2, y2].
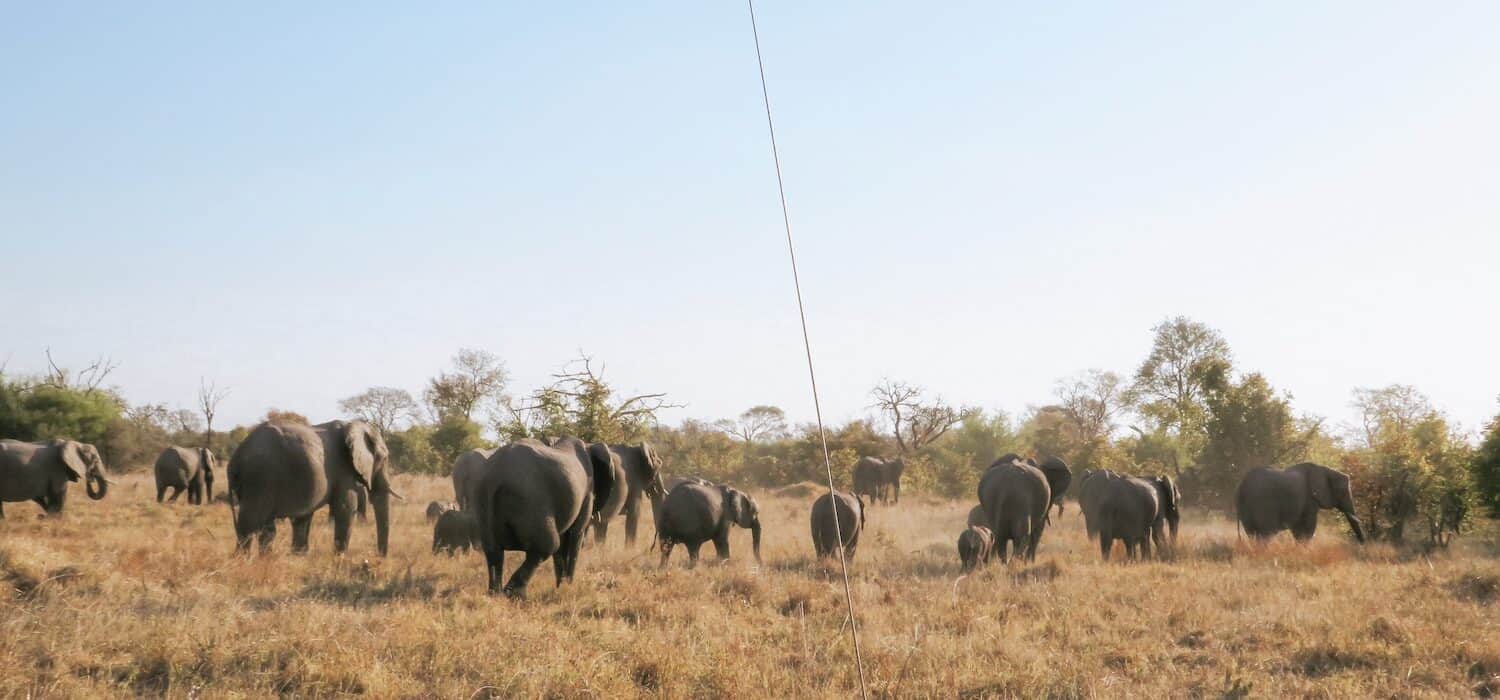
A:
[339, 386, 419, 435]
[425, 348, 508, 422]
[501, 354, 678, 443]
[870, 380, 971, 454]
[716, 405, 788, 469]
[1055, 369, 1129, 447]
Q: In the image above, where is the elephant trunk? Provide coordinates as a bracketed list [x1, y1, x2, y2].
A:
[1342, 509, 1366, 544]
[750, 518, 763, 564]
[85, 469, 108, 500]
[372, 486, 392, 556]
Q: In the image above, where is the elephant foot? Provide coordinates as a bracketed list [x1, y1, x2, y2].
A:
[502, 587, 527, 600]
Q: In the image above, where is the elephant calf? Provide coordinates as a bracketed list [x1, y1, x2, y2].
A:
[433, 510, 480, 555]
[656, 482, 762, 568]
[426, 500, 457, 522]
[957, 525, 993, 572]
[809, 490, 865, 560]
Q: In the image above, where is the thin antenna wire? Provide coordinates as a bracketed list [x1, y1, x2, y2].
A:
[745, 2, 868, 697]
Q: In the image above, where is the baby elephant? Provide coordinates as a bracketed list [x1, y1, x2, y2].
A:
[957, 525, 994, 572]
[432, 510, 480, 555]
[656, 482, 763, 568]
[426, 500, 457, 522]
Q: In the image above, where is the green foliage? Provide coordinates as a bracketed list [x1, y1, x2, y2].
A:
[1191, 373, 1312, 508]
[500, 355, 669, 444]
[0, 376, 122, 450]
[1475, 407, 1500, 518]
[386, 424, 445, 476]
[429, 417, 487, 472]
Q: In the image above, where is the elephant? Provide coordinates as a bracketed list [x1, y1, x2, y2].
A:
[588, 444, 628, 545]
[655, 482, 762, 568]
[472, 437, 616, 597]
[1236, 462, 1366, 543]
[450, 447, 496, 510]
[1076, 469, 1118, 540]
[432, 509, 480, 555]
[0, 439, 112, 517]
[809, 490, 866, 559]
[153, 446, 217, 505]
[958, 525, 993, 572]
[226, 419, 398, 555]
[662, 474, 714, 492]
[852, 456, 905, 505]
[966, 504, 987, 528]
[1037, 456, 1072, 518]
[607, 443, 667, 546]
[976, 455, 1051, 562]
[1083, 471, 1180, 561]
[426, 500, 457, 522]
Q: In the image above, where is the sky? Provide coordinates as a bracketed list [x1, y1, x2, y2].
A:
[3, 2, 1498, 438]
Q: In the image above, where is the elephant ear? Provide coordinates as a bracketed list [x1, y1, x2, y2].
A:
[1301, 463, 1333, 509]
[1156, 475, 1178, 512]
[344, 422, 380, 490]
[587, 443, 617, 515]
[56, 440, 85, 482]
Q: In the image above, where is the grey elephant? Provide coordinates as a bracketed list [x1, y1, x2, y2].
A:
[852, 456, 905, 504]
[154, 446, 216, 504]
[0, 439, 112, 517]
[1236, 463, 1365, 543]
[656, 482, 762, 568]
[1076, 469, 1117, 540]
[976, 455, 1050, 562]
[958, 525, 993, 572]
[607, 443, 667, 545]
[450, 447, 496, 510]
[473, 437, 617, 596]
[809, 490, 865, 559]
[588, 444, 628, 545]
[662, 474, 714, 492]
[1084, 472, 1180, 561]
[227, 419, 398, 555]
[426, 500, 457, 522]
[1036, 456, 1072, 518]
[966, 503, 987, 528]
[433, 509, 480, 555]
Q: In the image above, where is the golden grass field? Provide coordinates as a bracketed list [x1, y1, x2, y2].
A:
[2, 473, 1498, 698]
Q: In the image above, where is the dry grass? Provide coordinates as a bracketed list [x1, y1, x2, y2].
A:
[2, 473, 1497, 698]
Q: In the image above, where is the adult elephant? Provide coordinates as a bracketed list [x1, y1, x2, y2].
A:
[1236, 462, 1365, 543]
[853, 456, 905, 504]
[608, 443, 667, 546]
[227, 419, 398, 555]
[656, 482, 762, 568]
[473, 437, 616, 597]
[976, 455, 1050, 562]
[0, 439, 112, 517]
[1076, 469, 1117, 540]
[154, 446, 217, 504]
[809, 490, 865, 560]
[1085, 472, 1180, 561]
[588, 444, 629, 544]
[1037, 456, 1072, 518]
[450, 447, 496, 511]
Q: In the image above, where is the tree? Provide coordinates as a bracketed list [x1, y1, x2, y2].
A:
[1054, 369, 1129, 450]
[264, 408, 308, 425]
[425, 348, 508, 422]
[42, 348, 117, 395]
[869, 379, 971, 453]
[198, 378, 229, 453]
[1475, 403, 1500, 518]
[501, 354, 678, 443]
[339, 386, 419, 435]
[1347, 385, 1476, 544]
[716, 405, 788, 470]
[1131, 317, 1231, 438]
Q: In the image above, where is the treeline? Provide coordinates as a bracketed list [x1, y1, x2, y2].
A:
[4, 318, 1498, 549]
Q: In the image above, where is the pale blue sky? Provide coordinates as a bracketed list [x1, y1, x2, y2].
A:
[3, 2, 1498, 437]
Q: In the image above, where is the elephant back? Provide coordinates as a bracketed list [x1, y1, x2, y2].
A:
[657, 482, 721, 542]
[228, 422, 328, 516]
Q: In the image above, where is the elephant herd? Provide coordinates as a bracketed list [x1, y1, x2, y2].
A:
[1, 422, 1371, 597]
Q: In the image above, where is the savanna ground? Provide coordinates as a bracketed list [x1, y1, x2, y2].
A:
[2, 474, 1498, 698]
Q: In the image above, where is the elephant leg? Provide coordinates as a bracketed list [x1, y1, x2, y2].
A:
[257, 520, 278, 554]
[0, 501, 5, 519]
[504, 551, 548, 598]
[290, 515, 313, 554]
[594, 517, 609, 545]
[156, 485, 166, 503]
[623, 495, 641, 546]
[167, 486, 183, 503]
[485, 548, 506, 594]
[556, 516, 588, 586]
[659, 540, 674, 568]
[995, 538, 1009, 564]
[713, 532, 730, 561]
[1151, 523, 1168, 559]
[686, 541, 703, 569]
[355, 487, 368, 522]
[1100, 534, 1113, 561]
[893, 482, 900, 504]
[331, 494, 354, 553]
[1140, 535, 1152, 561]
